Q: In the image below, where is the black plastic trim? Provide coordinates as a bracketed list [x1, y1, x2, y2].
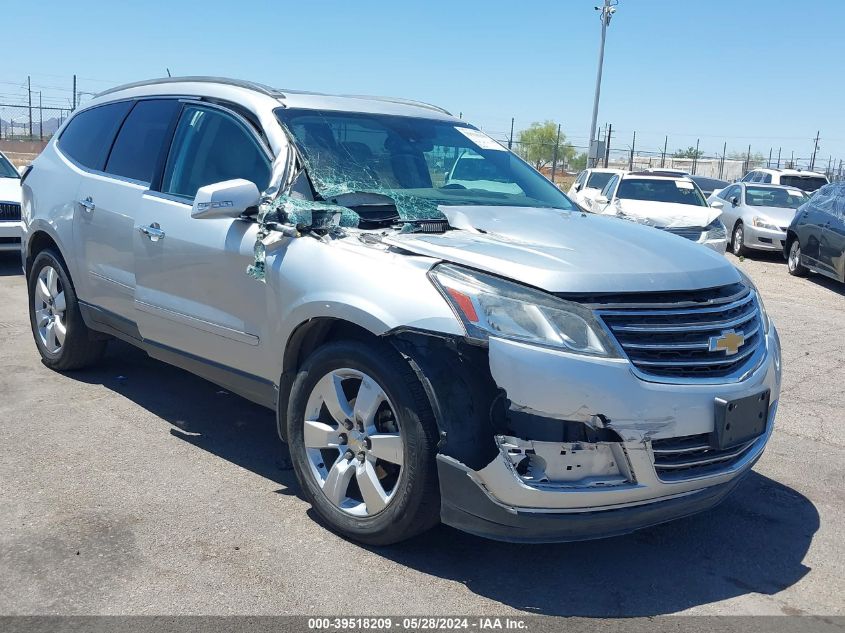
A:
[437, 455, 750, 543]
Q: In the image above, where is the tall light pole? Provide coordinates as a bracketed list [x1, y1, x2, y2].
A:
[587, 0, 618, 167]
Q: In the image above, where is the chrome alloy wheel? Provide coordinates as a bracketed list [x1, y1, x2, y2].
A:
[303, 368, 404, 516]
[788, 240, 801, 271]
[33, 265, 67, 354]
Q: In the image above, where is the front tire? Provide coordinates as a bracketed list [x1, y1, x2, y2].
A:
[286, 339, 440, 545]
[28, 249, 107, 370]
[787, 239, 808, 277]
[732, 222, 748, 257]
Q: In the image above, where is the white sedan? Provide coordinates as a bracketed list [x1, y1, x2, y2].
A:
[0, 151, 23, 253]
[591, 172, 727, 254]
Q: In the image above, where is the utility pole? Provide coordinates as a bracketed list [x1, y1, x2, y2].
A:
[550, 123, 561, 184]
[827, 155, 832, 177]
[767, 148, 772, 168]
[604, 123, 612, 168]
[28, 75, 33, 139]
[777, 147, 781, 169]
[587, 0, 617, 167]
[38, 91, 43, 141]
[628, 130, 636, 171]
[719, 141, 726, 179]
[745, 144, 752, 174]
[508, 117, 514, 150]
[810, 131, 820, 170]
[72, 74, 77, 111]
[661, 135, 667, 168]
[692, 138, 700, 175]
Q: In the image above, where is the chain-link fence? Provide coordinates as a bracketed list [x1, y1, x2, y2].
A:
[0, 103, 71, 142]
[497, 136, 843, 188]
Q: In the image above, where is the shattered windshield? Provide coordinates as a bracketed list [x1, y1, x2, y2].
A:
[274, 108, 575, 223]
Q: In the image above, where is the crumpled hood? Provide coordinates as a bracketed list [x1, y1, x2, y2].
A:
[0, 177, 21, 204]
[382, 205, 740, 293]
[615, 199, 721, 228]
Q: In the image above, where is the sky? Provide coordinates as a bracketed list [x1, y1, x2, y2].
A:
[5, 0, 844, 165]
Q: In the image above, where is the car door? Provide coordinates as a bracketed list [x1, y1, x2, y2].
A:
[720, 185, 742, 230]
[818, 196, 845, 280]
[65, 100, 136, 318]
[796, 187, 831, 265]
[133, 102, 273, 377]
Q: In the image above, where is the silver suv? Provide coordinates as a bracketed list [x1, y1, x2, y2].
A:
[20, 77, 782, 545]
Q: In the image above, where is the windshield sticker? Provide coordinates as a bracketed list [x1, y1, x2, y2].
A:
[788, 190, 803, 197]
[455, 127, 507, 151]
[675, 180, 695, 189]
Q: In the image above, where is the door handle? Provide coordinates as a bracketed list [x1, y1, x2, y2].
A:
[78, 197, 95, 212]
[138, 222, 166, 242]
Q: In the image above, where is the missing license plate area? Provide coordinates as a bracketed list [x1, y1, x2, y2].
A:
[713, 390, 770, 449]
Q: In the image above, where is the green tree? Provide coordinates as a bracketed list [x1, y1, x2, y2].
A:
[570, 152, 588, 171]
[516, 121, 575, 170]
[727, 150, 765, 162]
[673, 146, 704, 159]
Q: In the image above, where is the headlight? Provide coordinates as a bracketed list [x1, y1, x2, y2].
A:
[736, 268, 770, 334]
[429, 264, 620, 357]
[703, 218, 727, 241]
[752, 215, 780, 231]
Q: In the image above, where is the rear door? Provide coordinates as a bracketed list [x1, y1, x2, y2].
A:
[65, 101, 134, 316]
[132, 102, 273, 376]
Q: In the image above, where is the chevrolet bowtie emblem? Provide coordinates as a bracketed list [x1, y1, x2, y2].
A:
[709, 330, 746, 356]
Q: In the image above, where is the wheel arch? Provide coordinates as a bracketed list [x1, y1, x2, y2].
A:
[276, 317, 384, 442]
[25, 227, 69, 279]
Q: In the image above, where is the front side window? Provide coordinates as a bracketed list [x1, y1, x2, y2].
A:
[586, 171, 615, 190]
[616, 178, 707, 206]
[0, 152, 18, 178]
[744, 186, 807, 209]
[58, 101, 133, 170]
[600, 174, 619, 199]
[105, 99, 181, 184]
[162, 105, 271, 199]
[575, 170, 587, 187]
[275, 108, 575, 219]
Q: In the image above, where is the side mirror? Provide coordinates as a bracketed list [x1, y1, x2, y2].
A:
[191, 179, 261, 219]
[595, 195, 609, 205]
[574, 183, 582, 192]
[730, 196, 739, 207]
[710, 199, 724, 209]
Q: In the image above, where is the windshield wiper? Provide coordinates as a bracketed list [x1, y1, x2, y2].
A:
[325, 191, 400, 230]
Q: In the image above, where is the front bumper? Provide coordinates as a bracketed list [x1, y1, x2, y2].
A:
[438, 326, 781, 542]
[744, 225, 787, 252]
[0, 221, 23, 252]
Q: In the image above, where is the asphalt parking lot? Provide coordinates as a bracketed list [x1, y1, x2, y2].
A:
[0, 250, 843, 617]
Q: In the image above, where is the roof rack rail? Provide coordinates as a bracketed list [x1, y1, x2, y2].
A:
[338, 94, 452, 116]
[95, 76, 285, 99]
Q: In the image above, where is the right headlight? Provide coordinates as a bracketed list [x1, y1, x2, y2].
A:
[429, 264, 620, 357]
[752, 216, 780, 231]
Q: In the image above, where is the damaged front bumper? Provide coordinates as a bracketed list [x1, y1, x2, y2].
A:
[436, 327, 781, 543]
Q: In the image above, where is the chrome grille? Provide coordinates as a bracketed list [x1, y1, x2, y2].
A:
[661, 226, 704, 241]
[0, 202, 21, 222]
[593, 283, 765, 380]
[651, 432, 759, 481]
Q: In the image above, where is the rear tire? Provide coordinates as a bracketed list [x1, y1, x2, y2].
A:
[286, 339, 440, 545]
[28, 249, 107, 370]
[787, 239, 808, 277]
[732, 222, 748, 257]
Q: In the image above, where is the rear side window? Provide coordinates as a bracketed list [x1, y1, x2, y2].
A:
[58, 101, 133, 170]
[586, 171, 614, 189]
[779, 175, 828, 193]
[162, 105, 271, 199]
[105, 99, 181, 184]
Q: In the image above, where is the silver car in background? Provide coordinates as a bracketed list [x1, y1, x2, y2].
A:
[20, 77, 781, 545]
[709, 183, 809, 257]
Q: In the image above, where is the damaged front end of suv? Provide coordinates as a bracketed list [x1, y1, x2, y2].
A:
[250, 103, 781, 544]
